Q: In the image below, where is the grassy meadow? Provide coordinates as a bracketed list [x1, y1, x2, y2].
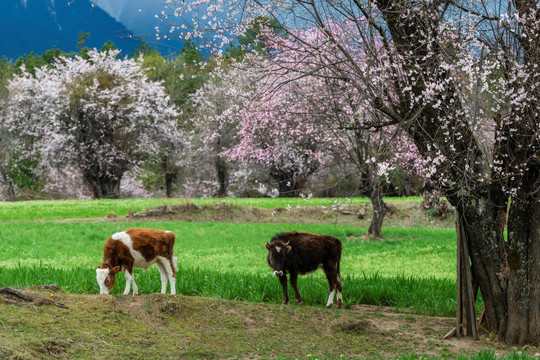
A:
[0, 197, 460, 317]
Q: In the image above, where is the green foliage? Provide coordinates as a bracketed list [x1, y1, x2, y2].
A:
[100, 40, 117, 54]
[0, 56, 13, 96]
[138, 40, 206, 109]
[77, 31, 90, 48]
[12, 47, 69, 75]
[4, 154, 44, 199]
[225, 16, 286, 60]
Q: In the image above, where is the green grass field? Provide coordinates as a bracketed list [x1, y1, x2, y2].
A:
[3, 198, 525, 359]
[0, 197, 458, 316]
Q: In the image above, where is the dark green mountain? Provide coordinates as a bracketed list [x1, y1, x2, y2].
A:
[0, 0, 141, 59]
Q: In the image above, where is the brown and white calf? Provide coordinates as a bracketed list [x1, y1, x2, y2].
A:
[266, 231, 343, 308]
[96, 228, 178, 295]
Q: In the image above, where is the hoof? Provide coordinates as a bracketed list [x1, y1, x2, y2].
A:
[326, 304, 333, 308]
[337, 299, 343, 309]
[297, 301, 303, 306]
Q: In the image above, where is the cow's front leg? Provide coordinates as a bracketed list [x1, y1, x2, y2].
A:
[278, 275, 289, 304]
[289, 272, 302, 305]
[124, 270, 138, 295]
[123, 271, 132, 295]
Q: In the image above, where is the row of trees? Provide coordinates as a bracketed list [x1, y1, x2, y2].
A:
[0, 38, 424, 204]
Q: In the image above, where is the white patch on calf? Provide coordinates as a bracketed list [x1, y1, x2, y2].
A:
[326, 289, 335, 307]
[113, 231, 155, 269]
[112, 231, 131, 245]
[172, 256, 178, 272]
[96, 268, 110, 294]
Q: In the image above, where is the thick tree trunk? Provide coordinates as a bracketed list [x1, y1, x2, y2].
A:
[504, 169, 540, 345]
[215, 155, 229, 197]
[367, 183, 386, 238]
[450, 167, 540, 345]
[83, 168, 123, 199]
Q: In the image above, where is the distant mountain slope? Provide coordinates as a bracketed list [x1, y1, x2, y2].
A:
[0, 0, 141, 59]
[95, 0, 186, 54]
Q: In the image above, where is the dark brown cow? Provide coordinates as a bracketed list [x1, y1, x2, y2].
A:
[265, 231, 343, 308]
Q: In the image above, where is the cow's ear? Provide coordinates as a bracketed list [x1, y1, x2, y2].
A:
[110, 266, 121, 274]
[265, 242, 271, 250]
[286, 245, 292, 253]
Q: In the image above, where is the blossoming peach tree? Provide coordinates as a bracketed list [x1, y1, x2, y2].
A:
[3, 49, 181, 199]
[166, 0, 539, 345]
[193, 31, 423, 236]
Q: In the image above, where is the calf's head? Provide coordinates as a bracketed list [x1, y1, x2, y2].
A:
[265, 240, 291, 277]
[96, 265, 121, 294]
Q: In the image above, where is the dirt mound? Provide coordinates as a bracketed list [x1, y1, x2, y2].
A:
[0, 287, 518, 360]
[120, 201, 455, 228]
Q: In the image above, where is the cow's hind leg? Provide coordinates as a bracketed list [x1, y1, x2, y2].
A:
[323, 268, 339, 308]
[157, 256, 176, 295]
[156, 262, 169, 294]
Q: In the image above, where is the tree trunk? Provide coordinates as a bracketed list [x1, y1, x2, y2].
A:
[275, 176, 306, 197]
[504, 168, 540, 345]
[162, 155, 178, 198]
[0, 166, 16, 201]
[366, 181, 386, 238]
[449, 167, 540, 345]
[215, 155, 229, 197]
[83, 168, 122, 199]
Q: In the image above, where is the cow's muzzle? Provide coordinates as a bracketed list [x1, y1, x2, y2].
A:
[273, 270, 283, 277]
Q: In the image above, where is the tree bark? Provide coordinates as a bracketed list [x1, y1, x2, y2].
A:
[367, 181, 386, 238]
[0, 165, 16, 201]
[83, 167, 123, 199]
[215, 155, 229, 197]
[449, 168, 540, 345]
[162, 155, 179, 198]
[504, 169, 540, 345]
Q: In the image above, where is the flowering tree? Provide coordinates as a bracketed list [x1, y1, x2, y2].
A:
[3, 49, 180, 199]
[191, 60, 251, 197]
[261, 26, 425, 236]
[193, 55, 332, 197]
[167, 0, 539, 344]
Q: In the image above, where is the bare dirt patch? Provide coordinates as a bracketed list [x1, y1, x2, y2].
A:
[117, 201, 456, 229]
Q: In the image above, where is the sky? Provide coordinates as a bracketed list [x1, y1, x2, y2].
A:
[94, 0, 187, 51]
[94, 0, 167, 29]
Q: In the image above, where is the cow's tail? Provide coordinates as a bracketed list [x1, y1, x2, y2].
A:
[337, 239, 342, 277]
[172, 256, 179, 272]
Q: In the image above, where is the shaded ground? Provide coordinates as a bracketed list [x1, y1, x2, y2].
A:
[0, 287, 513, 360]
